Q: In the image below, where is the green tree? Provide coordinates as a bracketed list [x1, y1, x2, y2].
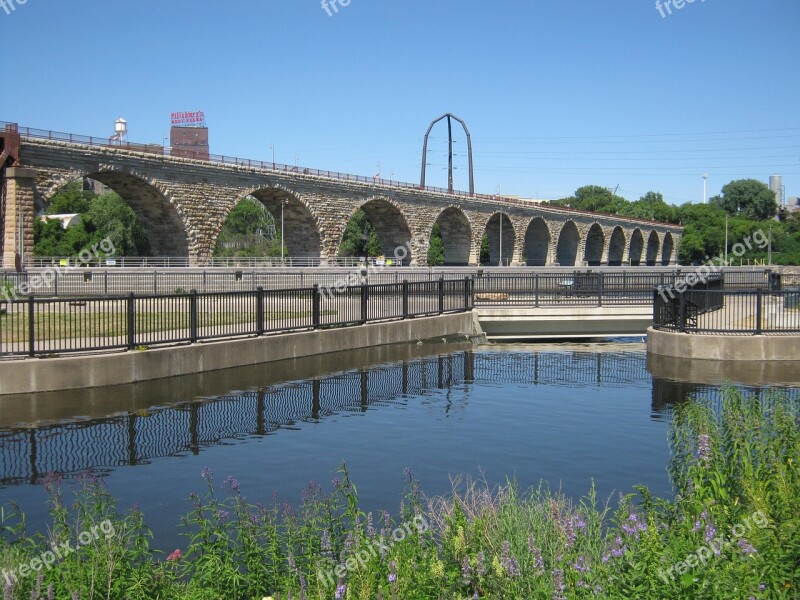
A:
[427, 223, 445, 266]
[710, 179, 777, 221]
[339, 210, 382, 258]
[213, 197, 281, 257]
[619, 191, 678, 223]
[549, 185, 628, 214]
[44, 181, 93, 215]
[83, 193, 150, 256]
[479, 234, 490, 266]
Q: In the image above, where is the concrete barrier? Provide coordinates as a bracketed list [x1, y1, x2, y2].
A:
[0, 313, 476, 395]
[647, 326, 800, 362]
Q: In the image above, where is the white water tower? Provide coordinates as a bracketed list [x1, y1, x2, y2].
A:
[112, 117, 128, 144]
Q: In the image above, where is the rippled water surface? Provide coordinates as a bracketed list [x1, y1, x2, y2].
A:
[2, 342, 796, 551]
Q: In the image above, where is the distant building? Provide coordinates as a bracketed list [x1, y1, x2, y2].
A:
[170, 126, 210, 161]
[787, 197, 800, 213]
[40, 214, 81, 229]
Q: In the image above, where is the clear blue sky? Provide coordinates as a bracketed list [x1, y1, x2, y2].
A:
[3, 0, 799, 205]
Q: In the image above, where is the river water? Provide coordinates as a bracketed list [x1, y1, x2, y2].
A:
[1, 341, 798, 552]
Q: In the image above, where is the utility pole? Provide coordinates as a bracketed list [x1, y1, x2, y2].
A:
[724, 216, 729, 264]
[499, 213, 503, 267]
[702, 174, 708, 204]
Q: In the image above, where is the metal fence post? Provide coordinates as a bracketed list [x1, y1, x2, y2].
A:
[463, 276, 470, 311]
[534, 273, 539, 308]
[653, 289, 659, 328]
[679, 291, 686, 333]
[438, 276, 445, 314]
[755, 288, 762, 335]
[54, 271, 59, 297]
[402, 280, 409, 319]
[312, 284, 321, 329]
[256, 287, 265, 336]
[598, 272, 604, 307]
[127, 292, 135, 350]
[189, 290, 198, 343]
[360, 284, 368, 325]
[27, 295, 35, 358]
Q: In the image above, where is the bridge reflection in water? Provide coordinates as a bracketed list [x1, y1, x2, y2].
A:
[2, 349, 798, 486]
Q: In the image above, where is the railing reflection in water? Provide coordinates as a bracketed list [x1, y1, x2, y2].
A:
[2, 350, 797, 486]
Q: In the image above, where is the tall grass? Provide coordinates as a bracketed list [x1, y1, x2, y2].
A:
[1, 388, 797, 599]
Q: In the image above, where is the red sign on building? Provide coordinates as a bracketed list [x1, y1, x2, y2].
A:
[171, 111, 205, 127]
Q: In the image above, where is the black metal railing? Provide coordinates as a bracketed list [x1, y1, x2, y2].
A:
[470, 270, 770, 307]
[653, 286, 800, 335]
[0, 277, 474, 357]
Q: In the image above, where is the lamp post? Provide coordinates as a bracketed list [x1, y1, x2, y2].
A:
[280, 199, 288, 266]
[724, 215, 729, 265]
[270, 144, 275, 167]
[702, 174, 708, 204]
[499, 212, 503, 267]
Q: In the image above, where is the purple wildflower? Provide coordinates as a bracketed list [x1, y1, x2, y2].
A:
[366, 512, 375, 538]
[216, 510, 229, 523]
[528, 536, 545, 574]
[737, 539, 757, 555]
[388, 560, 397, 583]
[476, 550, 486, 576]
[200, 467, 213, 481]
[760, 583, 766, 591]
[335, 583, 347, 599]
[4, 580, 13, 600]
[225, 476, 240, 492]
[572, 556, 590, 573]
[552, 569, 566, 600]
[697, 434, 711, 462]
[461, 556, 471, 584]
[321, 530, 333, 559]
[501, 541, 520, 577]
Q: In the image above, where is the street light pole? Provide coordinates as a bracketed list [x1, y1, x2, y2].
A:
[702, 174, 708, 204]
[499, 213, 503, 267]
[281, 200, 286, 266]
[724, 215, 729, 265]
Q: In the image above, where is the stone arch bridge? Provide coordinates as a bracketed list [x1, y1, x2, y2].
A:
[1, 134, 682, 268]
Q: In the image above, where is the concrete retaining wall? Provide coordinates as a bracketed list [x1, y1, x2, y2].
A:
[647, 326, 800, 362]
[0, 313, 476, 395]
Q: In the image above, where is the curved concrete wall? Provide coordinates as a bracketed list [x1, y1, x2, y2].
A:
[647, 327, 800, 362]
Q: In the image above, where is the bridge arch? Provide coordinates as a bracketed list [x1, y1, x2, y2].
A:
[607, 227, 626, 266]
[556, 221, 580, 266]
[348, 198, 413, 263]
[646, 231, 660, 266]
[39, 170, 189, 256]
[238, 186, 322, 258]
[583, 223, 605, 266]
[432, 206, 471, 266]
[524, 217, 550, 266]
[661, 232, 674, 266]
[629, 229, 644, 266]
[483, 212, 515, 266]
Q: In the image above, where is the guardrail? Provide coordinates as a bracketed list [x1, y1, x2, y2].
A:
[1, 121, 678, 228]
[0, 268, 775, 299]
[470, 270, 772, 307]
[653, 286, 800, 335]
[0, 277, 474, 357]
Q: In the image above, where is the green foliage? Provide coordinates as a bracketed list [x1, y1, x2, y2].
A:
[479, 234, 490, 266]
[213, 197, 282, 258]
[427, 223, 445, 266]
[619, 191, 678, 223]
[710, 179, 777, 221]
[34, 186, 150, 258]
[549, 185, 629, 215]
[2, 389, 796, 598]
[338, 209, 382, 258]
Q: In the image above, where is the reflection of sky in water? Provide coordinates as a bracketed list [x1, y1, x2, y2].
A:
[1, 347, 797, 552]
